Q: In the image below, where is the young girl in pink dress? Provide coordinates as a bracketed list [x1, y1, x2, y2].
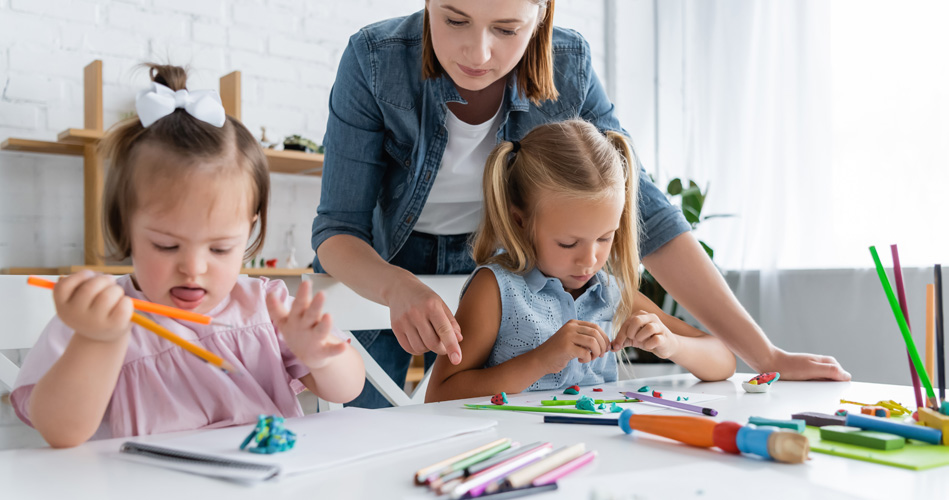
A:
[11, 64, 365, 447]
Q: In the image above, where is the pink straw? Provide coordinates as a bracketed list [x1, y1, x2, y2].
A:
[891, 244, 924, 409]
[531, 450, 596, 486]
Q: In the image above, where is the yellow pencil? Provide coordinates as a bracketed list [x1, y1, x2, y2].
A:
[130, 312, 236, 373]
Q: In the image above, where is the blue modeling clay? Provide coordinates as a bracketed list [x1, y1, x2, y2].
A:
[609, 402, 623, 413]
[638, 386, 650, 393]
[240, 414, 297, 454]
[598, 403, 606, 410]
[575, 395, 597, 412]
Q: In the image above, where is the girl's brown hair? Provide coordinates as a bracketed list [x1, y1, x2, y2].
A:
[422, 0, 558, 105]
[100, 63, 269, 263]
[472, 119, 641, 329]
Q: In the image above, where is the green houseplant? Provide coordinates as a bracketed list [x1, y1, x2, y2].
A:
[631, 178, 733, 362]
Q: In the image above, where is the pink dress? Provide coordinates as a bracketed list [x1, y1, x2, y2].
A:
[12, 276, 320, 439]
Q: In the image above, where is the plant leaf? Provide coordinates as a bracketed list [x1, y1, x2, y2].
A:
[699, 240, 714, 260]
[667, 178, 683, 196]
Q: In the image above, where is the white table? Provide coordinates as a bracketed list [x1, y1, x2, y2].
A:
[1, 373, 945, 499]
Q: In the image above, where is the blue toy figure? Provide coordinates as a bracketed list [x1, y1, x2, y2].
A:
[240, 414, 297, 454]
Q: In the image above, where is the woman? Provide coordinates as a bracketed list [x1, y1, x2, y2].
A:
[313, 0, 849, 408]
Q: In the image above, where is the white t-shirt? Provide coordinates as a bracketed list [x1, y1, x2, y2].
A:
[414, 105, 503, 235]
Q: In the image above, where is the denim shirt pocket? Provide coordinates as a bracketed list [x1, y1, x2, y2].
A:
[372, 45, 420, 110]
[378, 134, 414, 215]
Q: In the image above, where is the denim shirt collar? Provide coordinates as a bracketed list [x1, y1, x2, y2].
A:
[431, 72, 531, 113]
[524, 267, 609, 303]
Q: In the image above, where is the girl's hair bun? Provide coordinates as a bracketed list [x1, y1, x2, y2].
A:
[147, 63, 189, 92]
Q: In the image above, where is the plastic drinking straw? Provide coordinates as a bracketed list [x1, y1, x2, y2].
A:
[869, 246, 937, 408]
[530, 450, 597, 487]
[620, 391, 718, 416]
[927, 284, 936, 382]
[890, 245, 924, 409]
[936, 264, 945, 402]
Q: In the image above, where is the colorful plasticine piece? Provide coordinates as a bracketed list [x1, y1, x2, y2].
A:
[860, 405, 891, 418]
[575, 395, 597, 412]
[819, 425, 905, 450]
[748, 416, 805, 433]
[742, 372, 780, 393]
[240, 414, 297, 454]
[490, 392, 508, 405]
[598, 403, 606, 410]
[791, 412, 847, 428]
[593, 388, 604, 392]
[609, 402, 623, 413]
[845, 413, 942, 445]
[917, 407, 949, 445]
[835, 409, 848, 417]
[941, 402, 949, 416]
[563, 385, 580, 395]
[618, 409, 808, 464]
[652, 390, 662, 398]
[637, 386, 650, 393]
[676, 396, 682, 401]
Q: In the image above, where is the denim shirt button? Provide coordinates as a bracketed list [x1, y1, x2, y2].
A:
[405, 214, 414, 223]
[404, 159, 411, 166]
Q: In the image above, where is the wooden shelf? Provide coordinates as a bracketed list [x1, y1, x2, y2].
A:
[3, 266, 312, 277]
[1, 138, 84, 156]
[1, 61, 323, 271]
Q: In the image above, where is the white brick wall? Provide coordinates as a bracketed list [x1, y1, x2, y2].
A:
[0, 0, 609, 270]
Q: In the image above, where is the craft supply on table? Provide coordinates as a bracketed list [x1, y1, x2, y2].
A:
[621, 391, 719, 416]
[741, 371, 780, 393]
[239, 415, 296, 454]
[618, 409, 809, 464]
[464, 404, 600, 415]
[748, 416, 805, 433]
[563, 385, 580, 395]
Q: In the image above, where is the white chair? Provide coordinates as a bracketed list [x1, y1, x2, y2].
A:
[0, 275, 59, 391]
[302, 273, 468, 411]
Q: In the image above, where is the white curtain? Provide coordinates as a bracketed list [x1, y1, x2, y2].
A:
[652, 0, 949, 381]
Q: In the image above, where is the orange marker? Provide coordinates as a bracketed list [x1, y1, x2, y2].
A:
[27, 276, 236, 373]
[27, 276, 232, 327]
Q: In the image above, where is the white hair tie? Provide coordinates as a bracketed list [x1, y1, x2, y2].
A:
[135, 82, 226, 128]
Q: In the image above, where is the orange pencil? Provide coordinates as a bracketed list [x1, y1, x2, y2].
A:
[130, 312, 236, 373]
[27, 276, 236, 373]
[27, 276, 232, 327]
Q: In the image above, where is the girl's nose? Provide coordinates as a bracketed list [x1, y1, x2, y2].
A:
[178, 250, 207, 277]
[577, 245, 598, 269]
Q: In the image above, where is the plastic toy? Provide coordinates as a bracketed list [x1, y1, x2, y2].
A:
[742, 372, 780, 393]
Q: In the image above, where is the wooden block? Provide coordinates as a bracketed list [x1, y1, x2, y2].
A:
[791, 412, 846, 427]
[917, 407, 949, 445]
[820, 425, 906, 450]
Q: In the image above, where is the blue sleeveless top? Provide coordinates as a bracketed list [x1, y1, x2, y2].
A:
[469, 263, 619, 391]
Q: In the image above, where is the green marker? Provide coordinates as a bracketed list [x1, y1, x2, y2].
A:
[541, 398, 633, 406]
[464, 404, 600, 415]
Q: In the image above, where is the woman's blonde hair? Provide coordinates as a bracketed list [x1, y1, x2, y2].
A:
[422, 0, 559, 105]
[473, 119, 641, 329]
[100, 63, 269, 263]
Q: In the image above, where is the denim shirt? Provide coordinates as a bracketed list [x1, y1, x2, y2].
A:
[470, 264, 618, 391]
[311, 11, 690, 270]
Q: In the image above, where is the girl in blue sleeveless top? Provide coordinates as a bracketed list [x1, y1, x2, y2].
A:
[426, 120, 736, 400]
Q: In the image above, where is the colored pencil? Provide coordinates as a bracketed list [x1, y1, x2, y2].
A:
[129, 312, 236, 373]
[427, 439, 513, 481]
[466, 443, 537, 475]
[530, 450, 597, 487]
[543, 415, 619, 425]
[415, 438, 510, 485]
[464, 404, 600, 415]
[936, 264, 945, 402]
[503, 443, 586, 490]
[869, 246, 938, 407]
[28, 276, 233, 328]
[927, 284, 936, 382]
[450, 443, 553, 499]
[477, 483, 558, 499]
[541, 398, 632, 406]
[621, 391, 718, 416]
[891, 245, 924, 409]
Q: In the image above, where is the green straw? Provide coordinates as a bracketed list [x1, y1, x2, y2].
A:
[464, 404, 600, 415]
[541, 398, 633, 406]
[870, 246, 938, 406]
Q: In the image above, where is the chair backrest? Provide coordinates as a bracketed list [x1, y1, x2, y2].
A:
[0, 275, 59, 390]
[302, 273, 468, 408]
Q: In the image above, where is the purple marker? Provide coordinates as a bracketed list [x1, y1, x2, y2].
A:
[621, 391, 718, 416]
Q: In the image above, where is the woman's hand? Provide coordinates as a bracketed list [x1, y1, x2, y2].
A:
[764, 349, 851, 381]
[531, 320, 610, 374]
[53, 270, 133, 343]
[611, 311, 681, 359]
[388, 278, 464, 364]
[268, 281, 349, 370]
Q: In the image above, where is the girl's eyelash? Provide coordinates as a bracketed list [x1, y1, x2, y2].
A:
[211, 248, 232, 254]
[154, 244, 177, 251]
[558, 242, 577, 249]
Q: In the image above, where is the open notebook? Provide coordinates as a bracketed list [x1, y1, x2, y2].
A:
[119, 407, 496, 482]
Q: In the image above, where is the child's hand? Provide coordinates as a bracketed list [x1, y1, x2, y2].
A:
[53, 270, 133, 342]
[267, 280, 349, 370]
[611, 312, 680, 359]
[532, 320, 610, 374]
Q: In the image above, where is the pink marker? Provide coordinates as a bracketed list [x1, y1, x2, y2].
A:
[531, 450, 597, 486]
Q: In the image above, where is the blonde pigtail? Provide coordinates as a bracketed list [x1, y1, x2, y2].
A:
[604, 131, 641, 333]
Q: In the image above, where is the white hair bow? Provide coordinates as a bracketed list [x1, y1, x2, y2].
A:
[135, 82, 227, 128]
